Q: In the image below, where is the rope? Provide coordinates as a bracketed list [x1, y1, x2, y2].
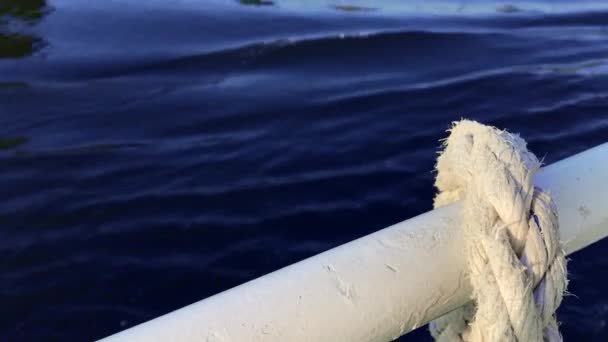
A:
[428, 120, 568, 342]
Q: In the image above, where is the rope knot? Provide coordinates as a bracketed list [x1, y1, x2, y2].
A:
[430, 120, 567, 342]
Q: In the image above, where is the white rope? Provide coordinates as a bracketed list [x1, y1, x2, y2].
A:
[429, 120, 568, 342]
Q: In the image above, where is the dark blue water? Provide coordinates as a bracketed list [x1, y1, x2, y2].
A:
[1, 0, 608, 340]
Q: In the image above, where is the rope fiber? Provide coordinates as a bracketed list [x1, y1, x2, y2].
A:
[429, 120, 568, 342]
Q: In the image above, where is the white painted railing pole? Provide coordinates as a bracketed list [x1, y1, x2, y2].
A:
[99, 143, 608, 342]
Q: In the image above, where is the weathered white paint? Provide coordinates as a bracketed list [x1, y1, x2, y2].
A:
[99, 143, 608, 342]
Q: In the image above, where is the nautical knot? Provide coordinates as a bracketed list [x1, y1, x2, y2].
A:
[429, 120, 568, 342]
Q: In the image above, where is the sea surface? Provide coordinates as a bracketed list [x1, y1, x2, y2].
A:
[1, 0, 608, 341]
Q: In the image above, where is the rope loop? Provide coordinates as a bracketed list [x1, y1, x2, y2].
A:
[430, 120, 567, 342]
